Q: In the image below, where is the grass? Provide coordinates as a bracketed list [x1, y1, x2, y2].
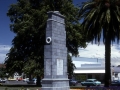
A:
[0, 87, 83, 90]
[0, 86, 119, 90]
[0, 87, 41, 90]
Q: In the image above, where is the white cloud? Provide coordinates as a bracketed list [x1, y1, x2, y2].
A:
[0, 45, 11, 63]
[1, 43, 120, 66]
[78, 43, 120, 66]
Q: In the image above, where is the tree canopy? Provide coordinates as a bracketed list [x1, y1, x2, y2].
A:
[5, 0, 87, 84]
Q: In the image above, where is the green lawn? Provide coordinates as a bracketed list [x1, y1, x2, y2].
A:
[0, 87, 41, 90]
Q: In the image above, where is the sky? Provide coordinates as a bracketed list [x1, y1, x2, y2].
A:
[77, 43, 120, 66]
[0, 0, 17, 63]
[0, 0, 120, 66]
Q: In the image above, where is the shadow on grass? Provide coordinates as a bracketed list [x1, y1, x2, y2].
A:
[70, 86, 120, 90]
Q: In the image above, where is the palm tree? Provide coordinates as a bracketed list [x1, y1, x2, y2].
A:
[79, 0, 120, 87]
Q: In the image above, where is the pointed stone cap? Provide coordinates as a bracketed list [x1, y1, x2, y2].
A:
[47, 11, 65, 19]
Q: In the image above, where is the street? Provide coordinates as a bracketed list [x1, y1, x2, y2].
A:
[2, 80, 104, 87]
[2, 80, 35, 85]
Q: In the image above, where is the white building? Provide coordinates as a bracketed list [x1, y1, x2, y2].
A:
[72, 57, 119, 82]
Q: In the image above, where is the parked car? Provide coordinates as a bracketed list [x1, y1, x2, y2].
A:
[69, 79, 78, 86]
[17, 77, 23, 81]
[111, 80, 120, 86]
[81, 79, 101, 86]
[27, 79, 36, 84]
[0, 79, 7, 83]
[27, 78, 41, 84]
[23, 78, 29, 82]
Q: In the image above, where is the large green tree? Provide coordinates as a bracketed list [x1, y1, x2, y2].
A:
[0, 65, 7, 79]
[67, 54, 76, 79]
[5, 0, 86, 85]
[79, 0, 120, 87]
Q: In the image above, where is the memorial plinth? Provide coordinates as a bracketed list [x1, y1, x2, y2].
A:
[41, 11, 69, 90]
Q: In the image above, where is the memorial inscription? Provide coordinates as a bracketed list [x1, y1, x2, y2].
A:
[57, 59, 63, 75]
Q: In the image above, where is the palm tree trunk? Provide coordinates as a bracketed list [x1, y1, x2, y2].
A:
[104, 32, 111, 87]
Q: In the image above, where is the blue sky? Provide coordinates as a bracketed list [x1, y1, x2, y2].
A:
[0, 0, 17, 45]
[0, 0, 17, 63]
[0, 0, 120, 66]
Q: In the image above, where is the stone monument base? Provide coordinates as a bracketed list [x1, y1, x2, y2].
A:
[41, 78, 70, 90]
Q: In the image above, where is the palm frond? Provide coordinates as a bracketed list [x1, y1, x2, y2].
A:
[116, 6, 120, 15]
[106, 9, 111, 23]
[114, 11, 120, 22]
[82, 2, 95, 10]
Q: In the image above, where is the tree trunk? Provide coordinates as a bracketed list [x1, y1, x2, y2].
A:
[104, 32, 111, 87]
[29, 74, 32, 81]
[36, 75, 42, 86]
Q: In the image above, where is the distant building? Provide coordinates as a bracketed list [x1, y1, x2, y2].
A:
[0, 64, 23, 80]
[72, 57, 120, 82]
[0, 64, 5, 68]
[112, 66, 120, 81]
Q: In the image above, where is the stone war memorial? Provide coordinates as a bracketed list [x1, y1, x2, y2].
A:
[41, 11, 70, 90]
